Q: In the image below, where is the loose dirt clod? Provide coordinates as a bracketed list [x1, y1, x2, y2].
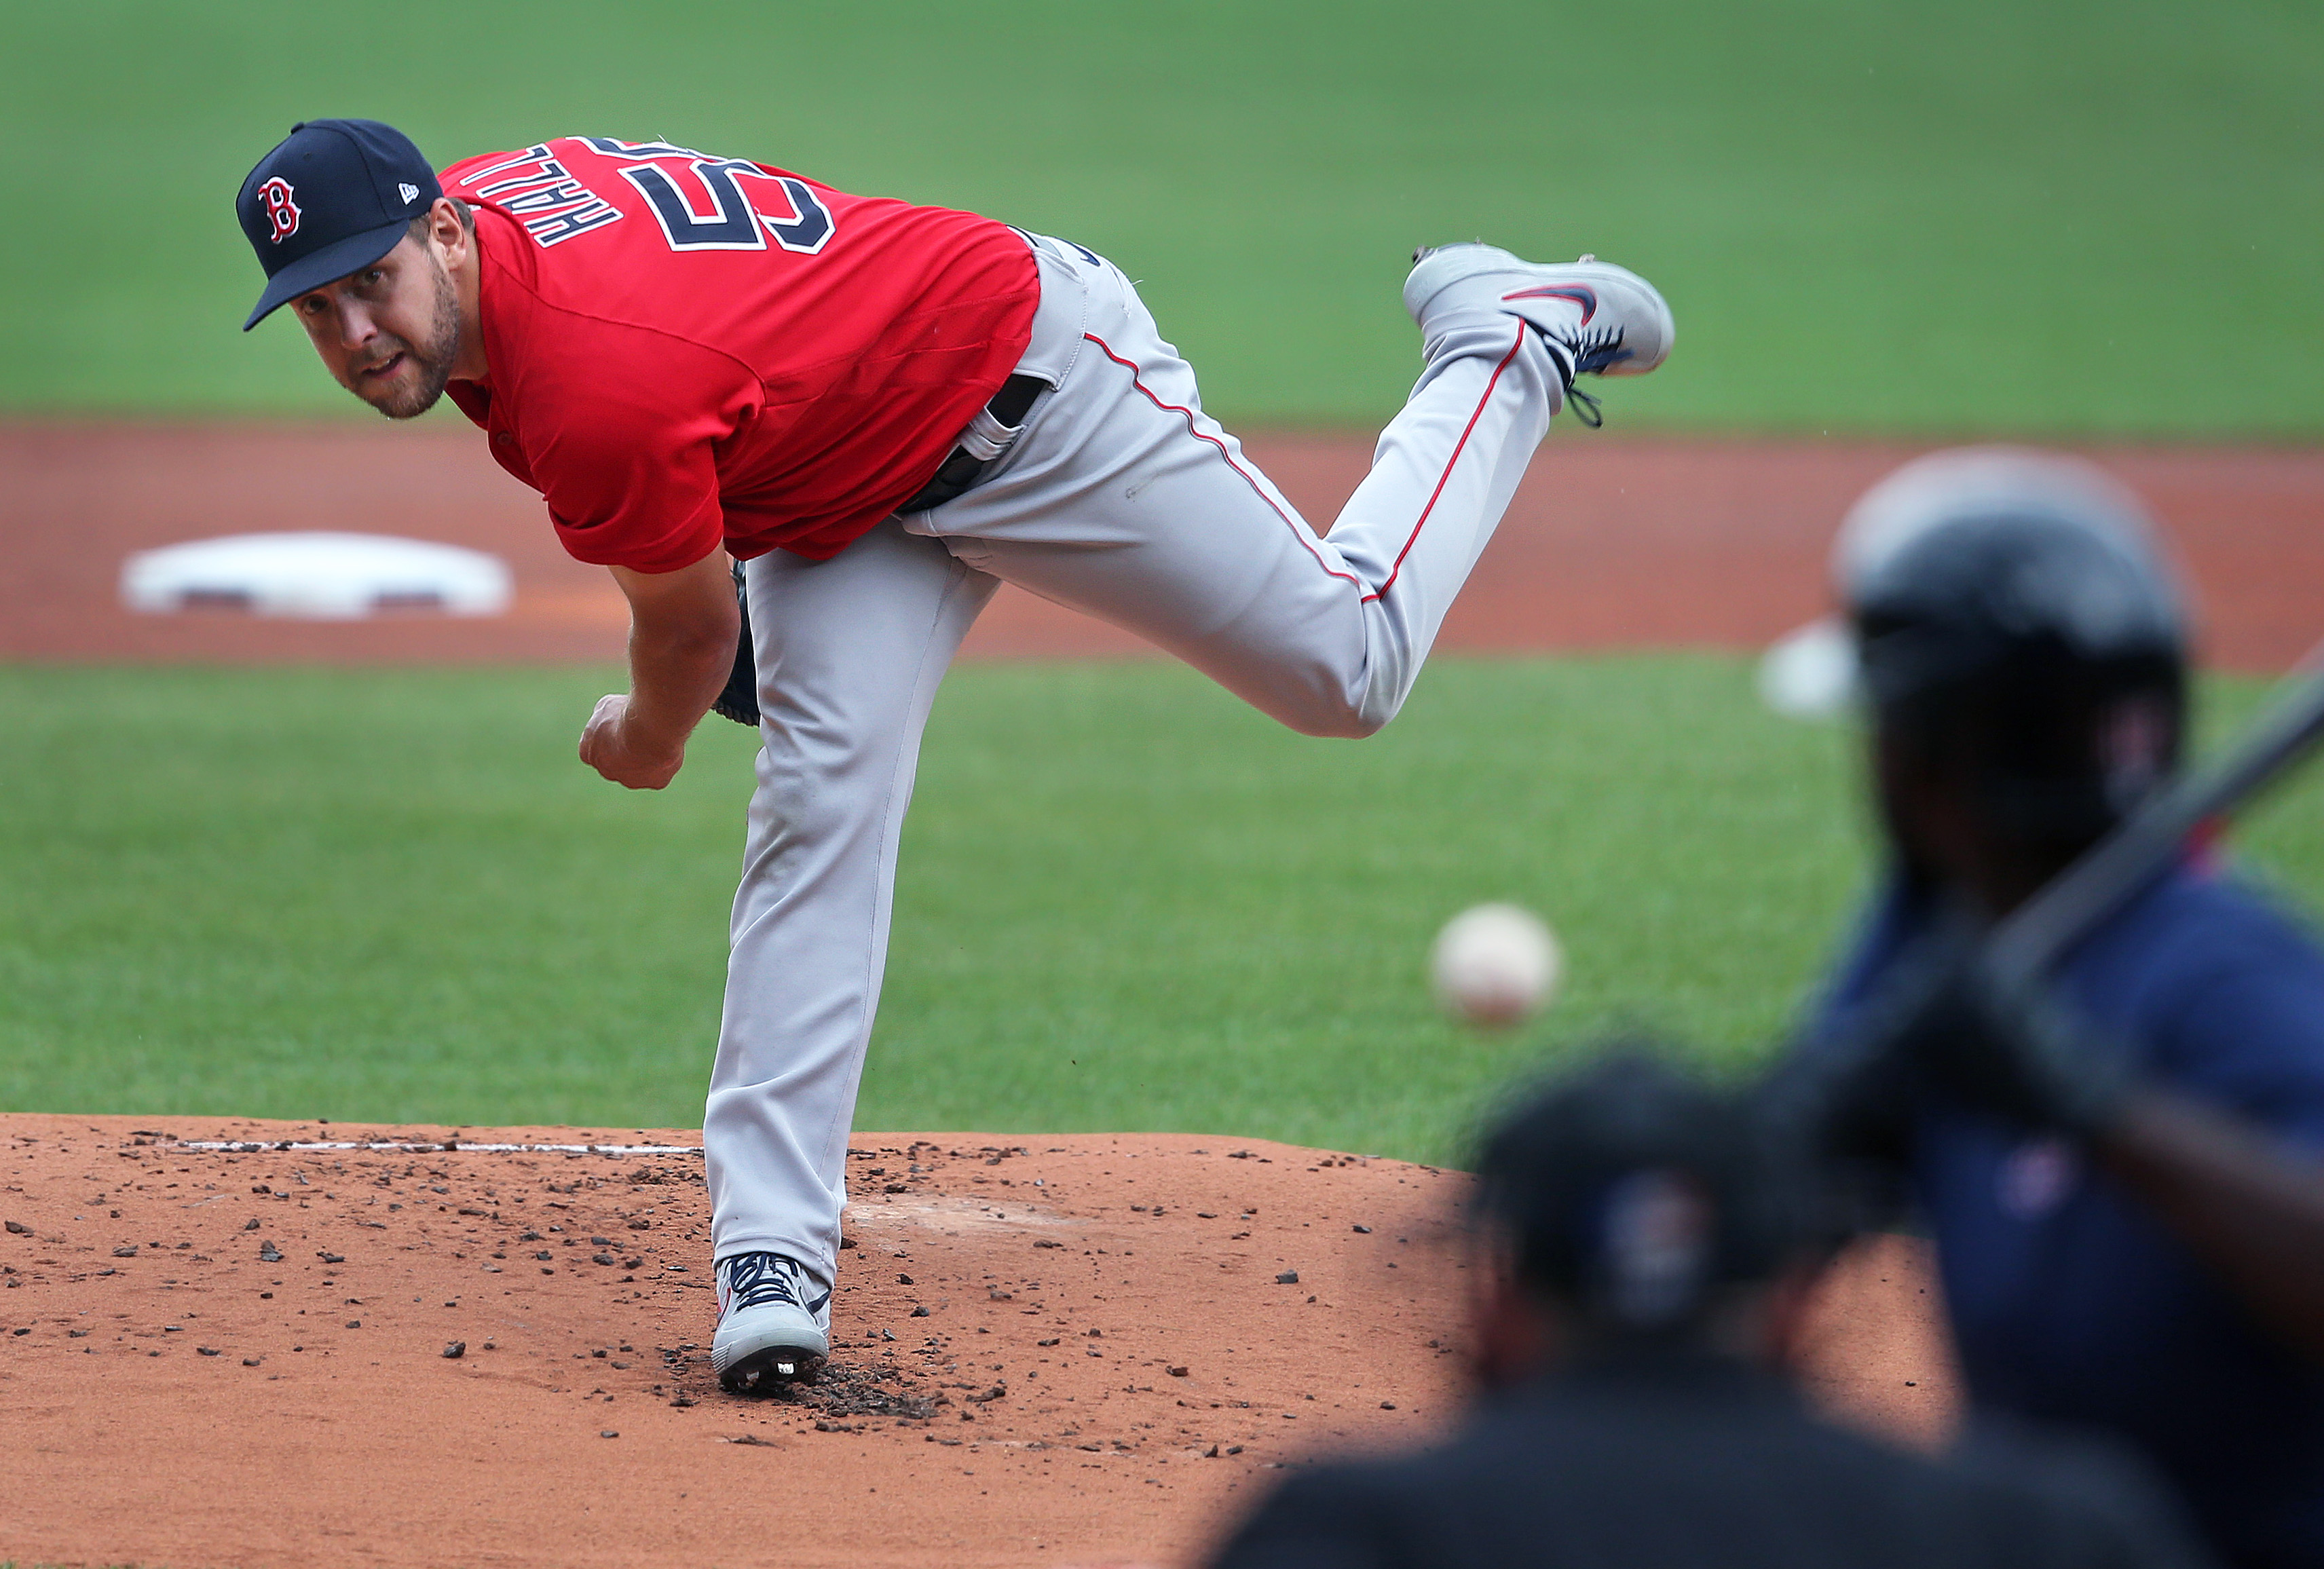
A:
[755, 1361, 939, 1423]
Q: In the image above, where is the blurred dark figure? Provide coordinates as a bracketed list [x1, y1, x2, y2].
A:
[1206, 1049, 2211, 1569]
[1773, 449, 2324, 1568]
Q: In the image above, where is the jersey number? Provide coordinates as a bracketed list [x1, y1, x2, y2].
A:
[579, 138, 834, 255]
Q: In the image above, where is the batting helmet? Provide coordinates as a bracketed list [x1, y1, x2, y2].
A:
[1472, 1048, 1809, 1335]
[1833, 448, 2190, 843]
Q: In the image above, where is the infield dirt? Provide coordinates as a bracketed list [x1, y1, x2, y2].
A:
[5, 423, 2322, 670]
[1, 1117, 1950, 1568]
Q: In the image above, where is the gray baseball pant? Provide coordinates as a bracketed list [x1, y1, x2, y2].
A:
[705, 233, 1562, 1283]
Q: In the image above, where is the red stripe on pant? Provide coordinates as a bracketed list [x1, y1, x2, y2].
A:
[1081, 333, 1365, 594]
[1368, 319, 1532, 603]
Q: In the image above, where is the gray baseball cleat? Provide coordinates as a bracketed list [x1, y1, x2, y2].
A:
[1404, 244, 1674, 423]
[712, 1250, 831, 1392]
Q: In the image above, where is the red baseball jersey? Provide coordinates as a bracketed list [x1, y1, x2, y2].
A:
[438, 137, 1040, 572]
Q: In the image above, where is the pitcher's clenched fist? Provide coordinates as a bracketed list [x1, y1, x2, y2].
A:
[578, 694, 684, 790]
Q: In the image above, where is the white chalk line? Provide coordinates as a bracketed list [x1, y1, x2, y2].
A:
[165, 1139, 702, 1156]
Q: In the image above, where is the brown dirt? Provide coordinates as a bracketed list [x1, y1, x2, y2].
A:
[0, 1116, 1953, 1569]
[5, 422, 2320, 670]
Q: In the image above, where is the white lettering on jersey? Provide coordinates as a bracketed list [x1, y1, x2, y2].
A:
[455, 144, 623, 248]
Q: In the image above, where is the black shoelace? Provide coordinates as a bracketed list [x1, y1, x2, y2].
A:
[1527, 324, 1622, 428]
[1564, 324, 1632, 376]
[721, 1251, 821, 1314]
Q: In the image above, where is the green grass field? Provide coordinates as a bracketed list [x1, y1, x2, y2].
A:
[3, 2, 2318, 1158]
[5, 658, 2321, 1162]
[2, 0, 2320, 433]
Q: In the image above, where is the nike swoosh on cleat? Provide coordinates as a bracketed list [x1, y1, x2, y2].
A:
[1501, 284, 1596, 323]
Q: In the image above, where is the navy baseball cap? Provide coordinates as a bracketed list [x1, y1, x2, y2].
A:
[236, 119, 442, 330]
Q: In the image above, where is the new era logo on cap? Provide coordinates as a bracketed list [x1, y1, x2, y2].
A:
[399, 182, 420, 204]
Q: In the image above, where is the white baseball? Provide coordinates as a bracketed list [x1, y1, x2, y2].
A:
[1431, 903, 1562, 1028]
[1756, 616, 1858, 721]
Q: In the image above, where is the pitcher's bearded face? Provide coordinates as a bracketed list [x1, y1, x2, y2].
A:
[293, 236, 464, 419]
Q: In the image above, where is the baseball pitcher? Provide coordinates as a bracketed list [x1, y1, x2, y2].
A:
[233, 118, 1673, 1393]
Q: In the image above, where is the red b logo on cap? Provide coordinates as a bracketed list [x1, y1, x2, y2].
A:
[259, 177, 301, 244]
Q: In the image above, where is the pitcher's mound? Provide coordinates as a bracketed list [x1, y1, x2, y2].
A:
[0, 1116, 1952, 1568]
